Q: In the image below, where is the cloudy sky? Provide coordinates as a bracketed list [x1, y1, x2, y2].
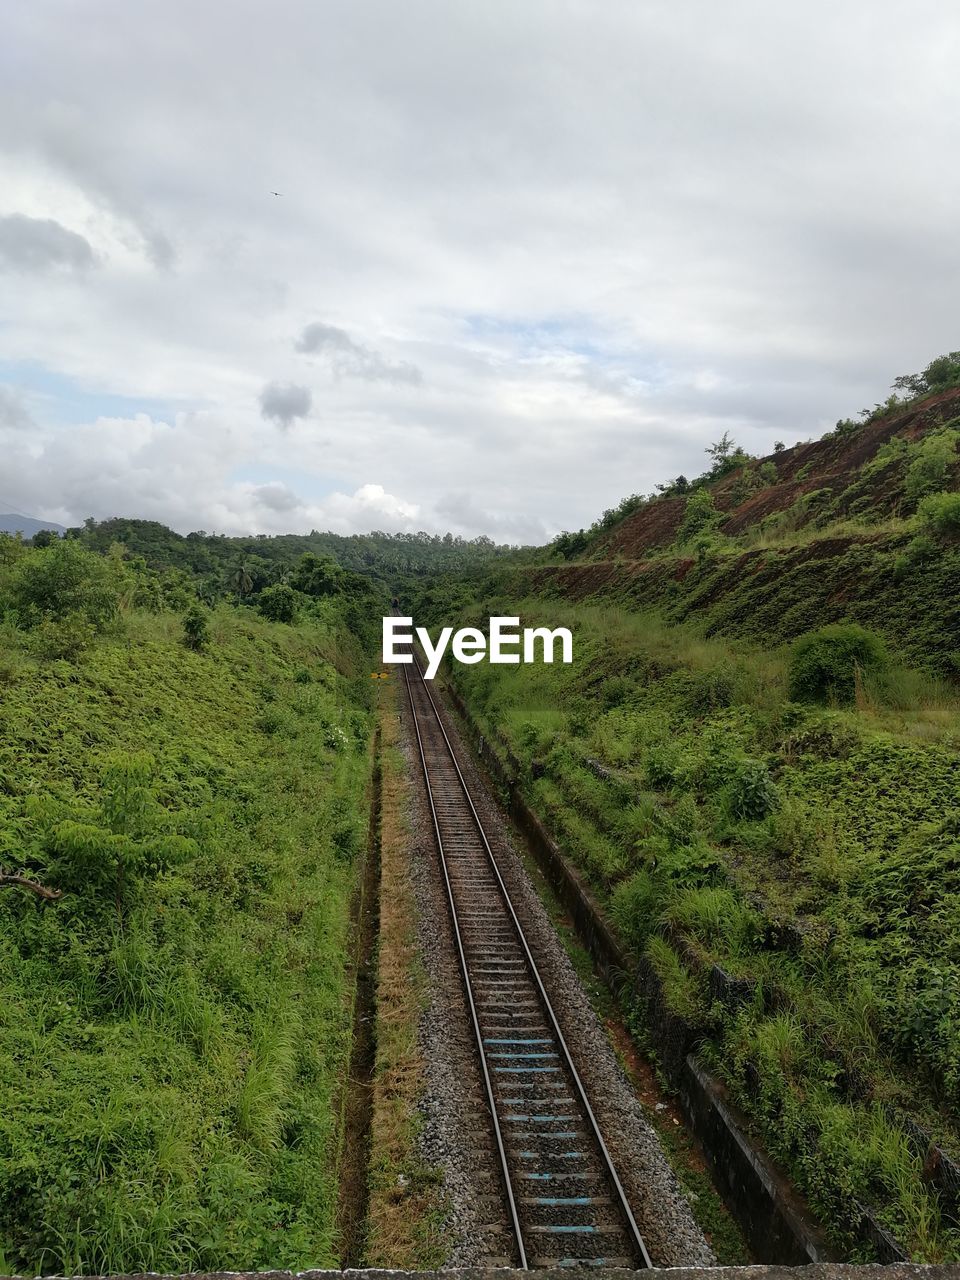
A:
[1, 1, 958, 542]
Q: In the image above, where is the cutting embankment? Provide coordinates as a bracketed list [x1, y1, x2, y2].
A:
[0, 562, 375, 1276]
[420, 386, 960, 1263]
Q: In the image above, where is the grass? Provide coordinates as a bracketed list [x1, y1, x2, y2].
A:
[434, 594, 960, 1262]
[363, 686, 448, 1267]
[452, 720, 751, 1266]
[0, 604, 373, 1275]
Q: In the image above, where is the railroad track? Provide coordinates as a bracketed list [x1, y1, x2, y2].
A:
[403, 655, 652, 1270]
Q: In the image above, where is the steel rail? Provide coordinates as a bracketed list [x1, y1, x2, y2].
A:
[402, 659, 529, 1268]
[402, 654, 653, 1269]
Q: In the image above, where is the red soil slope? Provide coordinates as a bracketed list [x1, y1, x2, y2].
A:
[593, 387, 960, 561]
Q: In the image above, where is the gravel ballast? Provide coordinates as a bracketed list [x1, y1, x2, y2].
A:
[397, 676, 716, 1269]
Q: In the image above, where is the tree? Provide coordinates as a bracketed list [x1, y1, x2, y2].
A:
[704, 432, 751, 479]
[258, 582, 297, 623]
[11, 540, 120, 632]
[923, 353, 960, 393]
[706, 432, 736, 468]
[773, 441, 785, 453]
[228, 562, 254, 597]
[289, 552, 345, 597]
[552, 530, 589, 560]
[892, 351, 960, 399]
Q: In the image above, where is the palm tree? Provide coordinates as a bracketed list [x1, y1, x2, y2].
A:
[228, 562, 254, 597]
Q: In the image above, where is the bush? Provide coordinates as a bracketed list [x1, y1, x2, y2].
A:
[257, 583, 298, 624]
[10, 541, 120, 631]
[260, 706, 296, 736]
[677, 490, 723, 544]
[29, 611, 96, 661]
[611, 870, 662, 952]
[552, 529, 589, 560]
[916, 490, 960, 538]
[904, 431, 959, 505]
[182, 604, 210, 652]
[724, 759, 779, 821]
[789, 624, 889, 705]
[28, 754, 194, 917]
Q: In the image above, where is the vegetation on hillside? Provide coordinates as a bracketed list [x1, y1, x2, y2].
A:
[429, 595, 960, 1262]
[550, 353, 960, 565]
[5, 346, 960, 1269]
[408, 364, 960, 1260]
[0, 536, 378, 1275]
[71, 518, 518, 604]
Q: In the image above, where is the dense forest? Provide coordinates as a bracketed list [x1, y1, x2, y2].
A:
[70, 520, 518, 603]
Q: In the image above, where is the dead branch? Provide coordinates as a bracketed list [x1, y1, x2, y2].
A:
[0, 871, 63, 901]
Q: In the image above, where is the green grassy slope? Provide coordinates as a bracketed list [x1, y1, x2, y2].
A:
[531, 387, 960, 672]
[0, 606, 373, 1276]
[405, 382, 960, 1265]
[432, 595, 960, 1263]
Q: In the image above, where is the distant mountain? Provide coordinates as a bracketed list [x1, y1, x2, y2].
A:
[0, 512, 67, 537]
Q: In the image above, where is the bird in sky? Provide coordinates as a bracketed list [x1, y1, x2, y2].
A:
[269, 190, 283, 196]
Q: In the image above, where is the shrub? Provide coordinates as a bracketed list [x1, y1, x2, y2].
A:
[904, 431, 959, 505]
[182, 604, 210, 652]
[552, 529, 589, 560]
[611, 870, 661, 952]
[916, 490, 960, 538]
[10, 541, 120, 631]
[724, 759, 779, 821]
[601, 675, 633, 708]
[29, 611, 96, 661]
[30, 754, 194, 916]
[905, 532, 939, 564]
[677, 490, 723, 544]
[788, 624, 889, 705]
[257, 582, 298, 624]
[646, 744, 682, 789]
[686, 665, 738, 714]
[260, 706, 296, 736]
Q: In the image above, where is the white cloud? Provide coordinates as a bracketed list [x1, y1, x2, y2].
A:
[0, 1, 958, 538]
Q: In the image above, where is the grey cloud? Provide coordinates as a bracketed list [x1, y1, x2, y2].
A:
[0, 386, 35, 430]
[0, 214, 97, 273]
[251, 481, 302, 511]
[297, 322, 422, 385]
[258, 381, 312, 427]
[2, 2, 959, 540]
